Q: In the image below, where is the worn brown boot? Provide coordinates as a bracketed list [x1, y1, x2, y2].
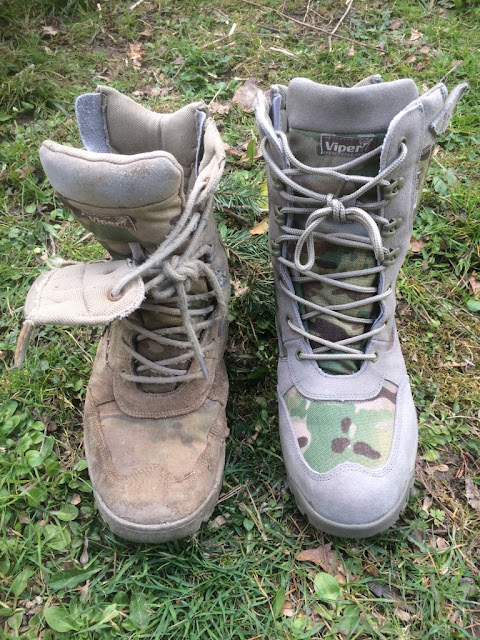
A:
[16, 86, 230, 542]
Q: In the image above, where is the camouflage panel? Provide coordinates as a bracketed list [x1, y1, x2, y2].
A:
[284, 381, 397, 472]
[292, 238, 377, 375]
[286, 129, 386, 375]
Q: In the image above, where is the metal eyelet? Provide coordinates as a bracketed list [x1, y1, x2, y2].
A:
[381, 217, 404, 237]
[204, 247, 215, 263]
[383, 176, 405, 201]
[295, 349, 303, 361]
[382, 247, 401, 266]
[107, 289, 124, 302]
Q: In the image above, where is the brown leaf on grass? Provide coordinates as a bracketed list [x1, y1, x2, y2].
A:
[231, 279, 248, 298]
[409, 236, 423, 252]
[436, 536, 450, 550]
[139, 27, 153, 37]
[468, 274, 480, 295]
[78, 580, 89, 600]
[405, 55, 417, 64]
[232, 78, 259, 112]
[296, 542, 345, 580]
[410, 29, 423, 41]
[426, 464, 449, 476]
[422, 496, 432, 513]
[209, 101, 232, 116]
[363, 563, 379, 577]
[419, 45, 431, 55]
[250, 218, 269, 235]
[42, 25, 59, 36]
[389, 19, 403, 30]
[465, 478, 480, 510]
[70, 494, 81, 506]
[369, 581, 411, 610]
[18, 513, 30, 524]
[224, 143, 244, 158]
[395, 608, 411, 623]
[415, 62, 425, 72]
[281, 599, 294, 617]
[347, 46, 355, 57]
[133, 86, 170, 97]
[128, 42, 144, 68]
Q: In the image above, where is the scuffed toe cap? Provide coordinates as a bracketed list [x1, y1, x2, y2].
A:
[83, 391, 228, 541]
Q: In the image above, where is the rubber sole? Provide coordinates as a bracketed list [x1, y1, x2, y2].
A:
[94, 464, 224, 543]
[288, 472, 414, 538]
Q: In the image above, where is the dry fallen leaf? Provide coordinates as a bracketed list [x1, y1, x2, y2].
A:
[250, 218, 269, 235]
[210, 514, 227, 528]
[79, 580, 90, 600]
[296, 542, 345, 579]
[80, 531, 89, 566]
[468, 274, 480, 295]
[281, 599, 294, 617]
[395, 607, 411, 623]
[347, 46, 355, 57]
[232, 78, 259, 112]
[139, 26, 153, 36]
[209, 101, 232, 116]
[410, 29, 423, 41]
[436, 536, 450, 550]
[128, 42, 144, 68]
[422, 495, 432, 512]
[42, 25, 59, 36]
[405, 55, 417, 64]
[409, 236, 423, 253]
[224, 143, 244, 158]
[231, 279, 248, 298]
[18, 513, 30, 524]
[389, 18, 403, 30]
[465, 478, 480, 510]
[419, 45, 431, 55]
[426, 464, 449, 476]
[70, 494, 81, 506]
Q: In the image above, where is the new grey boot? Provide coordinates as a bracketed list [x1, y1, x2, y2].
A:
[16, 87, 230, 542]
[256, 75, 467, 537]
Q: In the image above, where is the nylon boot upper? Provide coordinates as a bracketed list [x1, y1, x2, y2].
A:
[17, 86, 230, 542]
[256, 75, 467, 537]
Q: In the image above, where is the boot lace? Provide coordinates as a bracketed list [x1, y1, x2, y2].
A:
[110, 179, 227, 384]
[261, 131, 407, 363]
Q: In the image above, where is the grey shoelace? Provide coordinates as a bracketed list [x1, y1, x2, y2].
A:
[111, 179, 227, 383]
[261, 132, 407, 362]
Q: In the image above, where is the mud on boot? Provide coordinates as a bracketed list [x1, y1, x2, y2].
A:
[16, 86, 230, 543]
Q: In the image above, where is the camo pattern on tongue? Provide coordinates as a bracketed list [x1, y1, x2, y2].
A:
[287, 129, 385, 375]
[284, 381, 398, 472]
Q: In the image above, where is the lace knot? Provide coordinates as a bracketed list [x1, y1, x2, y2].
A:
[163, 256, 199, 285]
[327, 194, 347, 223]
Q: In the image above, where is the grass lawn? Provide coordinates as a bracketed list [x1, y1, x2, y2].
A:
[1, 0, 479, 638]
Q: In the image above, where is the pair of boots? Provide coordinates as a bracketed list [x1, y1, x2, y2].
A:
[17, 75, 467, 542]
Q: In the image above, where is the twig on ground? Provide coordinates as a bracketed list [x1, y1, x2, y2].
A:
[240, 0, 385, 52]
[329, 0, 354, 51]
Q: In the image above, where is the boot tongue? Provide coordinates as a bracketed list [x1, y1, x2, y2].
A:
[284, 78, 418, 375]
